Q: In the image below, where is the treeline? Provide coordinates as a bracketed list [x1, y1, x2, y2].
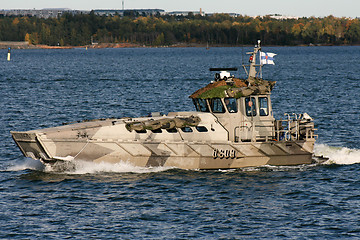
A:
[0, 12, 360, 46]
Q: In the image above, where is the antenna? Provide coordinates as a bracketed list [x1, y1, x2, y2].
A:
[122, 0, 124, 10]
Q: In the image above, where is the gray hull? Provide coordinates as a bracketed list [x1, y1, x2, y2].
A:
[11, 119, 315, 170]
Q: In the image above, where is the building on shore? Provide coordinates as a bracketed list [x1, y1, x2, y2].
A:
[93, 9, 165, 16]
[162, 9, 205, 17]
[267, 14, 299, 20]
[205, 12, 241, 17]
[0, 8, 90, 18]
[0, 8, 300, 20]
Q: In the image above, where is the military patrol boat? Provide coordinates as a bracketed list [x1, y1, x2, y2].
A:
[11, 41, 318, 170]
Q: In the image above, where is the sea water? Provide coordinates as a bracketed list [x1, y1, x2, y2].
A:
[0, 46, 360, 239]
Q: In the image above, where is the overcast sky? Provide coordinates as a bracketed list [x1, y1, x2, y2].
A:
[1, 0, 359, 18]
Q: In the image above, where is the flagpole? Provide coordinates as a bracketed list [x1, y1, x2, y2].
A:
[258, 40, 263, 79]
[259, 50, 262, 79]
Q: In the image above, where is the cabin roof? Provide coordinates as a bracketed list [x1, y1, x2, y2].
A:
[189, 77, 276, 99]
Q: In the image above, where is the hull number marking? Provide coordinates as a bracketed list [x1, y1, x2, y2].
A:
[213, 149, 236, 159]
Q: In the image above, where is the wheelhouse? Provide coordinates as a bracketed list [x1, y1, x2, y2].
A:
[193, 96, 272, 117]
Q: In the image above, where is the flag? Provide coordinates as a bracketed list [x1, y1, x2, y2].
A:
[260, 52, 276, 65]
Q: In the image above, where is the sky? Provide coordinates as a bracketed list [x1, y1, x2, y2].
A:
[1, 0, 359, 18]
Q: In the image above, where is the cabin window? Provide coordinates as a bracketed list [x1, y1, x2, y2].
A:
[224, 98, 237, 113]
[259, 97, 269, 116]
[181, 127, 193, 132]
[166, 128, 178, 133]
[209, 98, 225, 113]
[135, 129, 147, 133]
[196, 126, 208, 132]
[245, 97, 257, 116]
[151, 129, 162, 133]
[193, 99, 209, 112]
[193, 99, 200, 111]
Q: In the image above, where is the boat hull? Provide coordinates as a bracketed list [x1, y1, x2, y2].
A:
[11, 131, 315, 169]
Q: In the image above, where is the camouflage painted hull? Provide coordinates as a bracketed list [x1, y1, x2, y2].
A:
[11, 116, 315, 170]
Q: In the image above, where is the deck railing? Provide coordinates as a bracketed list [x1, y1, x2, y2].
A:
[235, 113, 317, 142]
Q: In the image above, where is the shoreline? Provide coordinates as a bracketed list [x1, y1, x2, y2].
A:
[0, 42, 358, 50]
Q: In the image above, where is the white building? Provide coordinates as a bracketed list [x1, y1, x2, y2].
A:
[0, 9, 89, 18]
[267, 14, 299, 20]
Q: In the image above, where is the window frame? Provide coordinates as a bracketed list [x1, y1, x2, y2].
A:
[135, 129, 147, 133]
[151, 129, 162, 133]
[166, 128, 178, 133]
[245, 97, 257, 117]
[194, 98, 210, 112]
[195, 126, 208, 132]
[224, 97, 238, 113]
[209, 98, 225, 113]
[181, 127, 193, 133]
[192, 99, 200, 112]
[259, 97, 269, 116]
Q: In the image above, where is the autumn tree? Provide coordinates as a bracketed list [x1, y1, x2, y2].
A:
[0, 13, 359, 46]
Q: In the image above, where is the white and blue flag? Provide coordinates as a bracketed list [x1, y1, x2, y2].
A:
[260, 52, 277, 65]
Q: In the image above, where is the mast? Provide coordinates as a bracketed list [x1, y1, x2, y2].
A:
[246, 40, 262, 79]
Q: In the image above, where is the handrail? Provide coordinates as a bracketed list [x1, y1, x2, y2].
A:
[234, 113, 316, 143]
[274, 114, 316, 142]
[235, 120, 275, 142]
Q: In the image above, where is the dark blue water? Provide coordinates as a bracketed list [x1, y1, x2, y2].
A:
[1, 46, 360, 239]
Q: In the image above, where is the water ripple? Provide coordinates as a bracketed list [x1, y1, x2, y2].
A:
[1, 47, 360, 239]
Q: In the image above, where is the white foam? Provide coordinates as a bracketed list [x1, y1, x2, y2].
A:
[7, 158, 44, 171]
[45, 160, 174, 174]
[315, 144, 360, 165]
[8, 144, 360, 173]
[240, 164, 316, 172]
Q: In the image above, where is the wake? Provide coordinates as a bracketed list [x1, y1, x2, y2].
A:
[46, 160, 174, 174]
[7, 144, 360, 174]
[314, 144, 360, 165]
[7, 158, 173, 174]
